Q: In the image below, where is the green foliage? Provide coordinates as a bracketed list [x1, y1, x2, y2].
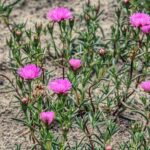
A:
[1, 0, 150, 149]
[0, 0, 21, 18]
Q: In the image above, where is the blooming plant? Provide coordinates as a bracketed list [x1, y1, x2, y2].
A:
[1, 0, 150, 149]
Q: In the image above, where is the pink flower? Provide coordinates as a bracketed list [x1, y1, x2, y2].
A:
[105, 145, 112, 150]
[141, 25, 150, 34]
[139, 80, 150, 93]
[47, 7, 73, 22]
[48, 78, 72, 94]
[130, 13, 150, 27]
[40, 111, 55, 125]
[69, 58, 81, 71]
[18, 64, 42, 80]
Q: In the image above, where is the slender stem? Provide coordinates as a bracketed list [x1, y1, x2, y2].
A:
[113, 41, 116, 58]
[88, 78, 109, 112]
[88, 85, 95, 112]
[42, 67, 45, 84]
[138, 33, 144, 49]
[85, 123, 94, 150]
[0, 74, 21, 97]
[143, 113, 149, 132]
[130, 59, 134, 80]
[59, 22, 66, 79]
[79, 109, 94, 150]
[135, 75, 141, 88]
[143, 118, 149, 132]
[31, 130, 42, 147]
[62, 52, 65, 79]
[112, 90, 135, 117]
[51, 33, 60, 57]
[75, 90, 80, 105]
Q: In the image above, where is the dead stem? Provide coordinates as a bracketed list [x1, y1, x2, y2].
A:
[112, 90, 135, 119]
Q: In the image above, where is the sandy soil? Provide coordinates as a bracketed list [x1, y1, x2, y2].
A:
[0, 0, 116, 149]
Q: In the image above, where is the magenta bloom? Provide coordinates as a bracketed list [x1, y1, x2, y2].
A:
[130, 12, 150, 27]
[47, 7, 73, 22]
[18, 64, 42, 80]
[40, 111, 55, 125]
[139, 80, 150, 93]
[69, 58, 81, 71]
[48, 78, 72, 94]
[141, 25, 150, 34]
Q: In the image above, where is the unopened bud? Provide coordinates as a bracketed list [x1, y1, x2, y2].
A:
[105, 145, 112, 150]
[22, 97, 28, 104]
[84, 14, 90, 21]
[35, 22, 42, 30]
[35, 23, 42, 36]
[69, 17, 75, 30]
[14, 30, 22, 42]
[33, 35, 40, 47]
[124, 0, 129, 3]
[99, 48, 106, 56]
[47, 22, 54, 34]
[15, 31, 22, 36]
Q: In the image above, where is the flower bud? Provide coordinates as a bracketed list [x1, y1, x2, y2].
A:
[84, 14, 90, 22]
[47, 22, 54, 35]
[99, 48, 106, 56]
[35, 22, 42, 30]
[69, 17, 75, 30]
[15, 30, 22, 42]
[33, 35, 40, 47]
[35, 22, 42, 36]
[124, 0, 129, 3]
[22, 97, 28, 104]
[105, 145, 112, 150]
[15, 31, 22, 36]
